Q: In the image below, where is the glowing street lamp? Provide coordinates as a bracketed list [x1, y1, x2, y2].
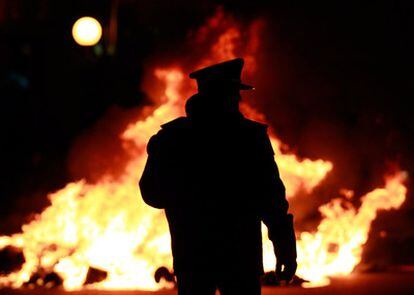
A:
[72, 17, 102, 46]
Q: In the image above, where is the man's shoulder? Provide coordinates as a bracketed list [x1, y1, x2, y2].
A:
[156, 117, 191, 138]
[147, 117, 190, 153]
[241, 118, 274, 154]
[241, 118, 268, 133]
[160, 116, 190, 130]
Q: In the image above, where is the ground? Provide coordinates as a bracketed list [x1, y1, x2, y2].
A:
[1, 273, 413, 295]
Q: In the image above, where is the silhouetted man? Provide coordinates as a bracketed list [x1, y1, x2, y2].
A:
[140, 58, 297, 295]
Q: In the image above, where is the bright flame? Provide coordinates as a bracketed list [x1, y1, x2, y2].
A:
[262, 171, 408, 287]
[72, 17, 102, 46]
[0, 10, 408, 290]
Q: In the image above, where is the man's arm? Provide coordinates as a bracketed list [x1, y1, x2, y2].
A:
[258, 129, 297, 282]
[139, 135, 166, 209]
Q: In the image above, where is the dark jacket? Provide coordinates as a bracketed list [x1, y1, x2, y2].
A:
[139, 109, 290, 275]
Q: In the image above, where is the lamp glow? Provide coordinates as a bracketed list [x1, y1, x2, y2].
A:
[72, 17, 102, 46]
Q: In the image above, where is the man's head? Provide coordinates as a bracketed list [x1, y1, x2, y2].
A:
[187, 58, 253, 118]
[189, 58, 253, 95]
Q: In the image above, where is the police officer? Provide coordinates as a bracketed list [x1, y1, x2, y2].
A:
[140, 58, 297, 295]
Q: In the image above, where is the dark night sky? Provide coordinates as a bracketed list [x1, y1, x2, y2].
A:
[0, 0, 413, 265]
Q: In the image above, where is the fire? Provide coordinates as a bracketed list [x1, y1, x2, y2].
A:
[262, 171, 407, 287]
[0, 9, 408, 290]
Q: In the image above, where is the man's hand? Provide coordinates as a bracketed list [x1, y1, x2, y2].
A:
[275, 257, 297, 283]
[273, 214, 297, 284]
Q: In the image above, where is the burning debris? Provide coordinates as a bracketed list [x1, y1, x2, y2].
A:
[0, 9, 408, 291]
[84, 267, 108, 285]
[0, 246, 24, 276]
[154, 267, 176, 286]
[261, 272, 307, 287]
[24, 271, 63, 289]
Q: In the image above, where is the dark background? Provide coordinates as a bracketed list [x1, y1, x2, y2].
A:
[0, 0, 413, 267]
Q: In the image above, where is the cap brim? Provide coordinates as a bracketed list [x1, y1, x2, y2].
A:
[239, 83, 254, 90]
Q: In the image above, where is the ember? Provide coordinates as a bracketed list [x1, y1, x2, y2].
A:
[0, 9, 407, 291]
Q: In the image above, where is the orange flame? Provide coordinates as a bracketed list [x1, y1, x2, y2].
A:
[0, 10, 408, 290]
[263, 171, 407, 287]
